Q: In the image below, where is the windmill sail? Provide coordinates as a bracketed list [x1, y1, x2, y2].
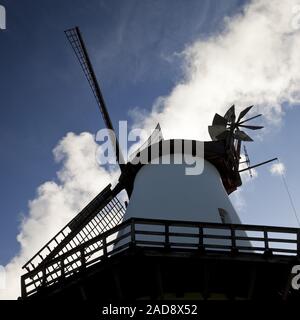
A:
[65, 27, 126, 171]
[22, 184, 126, 293]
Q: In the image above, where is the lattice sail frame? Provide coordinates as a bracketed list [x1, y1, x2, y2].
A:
[64, 27, 126, 168]
[22, 184, 126, 291]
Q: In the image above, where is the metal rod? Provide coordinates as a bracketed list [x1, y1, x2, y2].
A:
[239, 158, 278, 172]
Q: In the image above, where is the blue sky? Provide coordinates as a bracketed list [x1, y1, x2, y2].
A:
[0, 0, 299, 276]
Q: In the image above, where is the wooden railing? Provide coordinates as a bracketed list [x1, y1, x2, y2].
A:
[21, 218, 300, 298]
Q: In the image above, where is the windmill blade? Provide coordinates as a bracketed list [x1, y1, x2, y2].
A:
[209, 113, 228, 141]
[208, 125, 227, 141]
[239, 124, 264, 130]
[129, 123, 164, 161]
[216, 130, 230, 140]
[212, 113, 228, 126]
[22, 183, 126, 273]
[65, 27, 126, 171]
[238, 114, 262, 125]
[234, 130, 253, 142]
[224, 105, 235, 122]
[236, 105, 253, 123]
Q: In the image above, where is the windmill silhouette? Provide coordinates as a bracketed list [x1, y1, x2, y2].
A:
[20, 27, 300, 301]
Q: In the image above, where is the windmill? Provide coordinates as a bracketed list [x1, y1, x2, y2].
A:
[20, 27, 300, 301]
[20, 26, 162, 296]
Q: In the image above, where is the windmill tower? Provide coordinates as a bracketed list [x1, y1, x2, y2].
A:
[20, 27, 300, 301]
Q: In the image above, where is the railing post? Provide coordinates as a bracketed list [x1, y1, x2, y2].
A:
[198, 226, 205, 253]
[198, 226, 204, 250]
[297, 230, 300, 258]
[231, 226, 238, 254]
[61, 259, 65, 279]
[264, 229, 269, 250]
[263, 228, 272, 256]
[103, 237, 108, 259]
[21, 275, 27, 299]
[42, 267, 46, 287]
[165, 223, 170, 249]
[130, 219, 136, 248]
[80, 249, 86, 269]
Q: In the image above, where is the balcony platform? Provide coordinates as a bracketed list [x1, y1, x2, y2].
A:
[21, 218, 300, 301]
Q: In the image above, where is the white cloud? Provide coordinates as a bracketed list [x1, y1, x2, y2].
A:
[0, 132, 116, 300]
[2, 0, 300, 300]
[130, 0, 300, 213]
[270, 162, 286, 176]
[134, 0, 300, 141]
